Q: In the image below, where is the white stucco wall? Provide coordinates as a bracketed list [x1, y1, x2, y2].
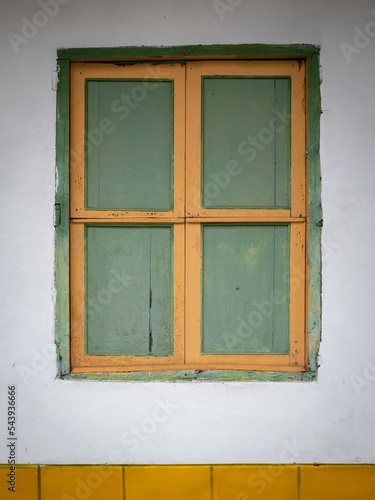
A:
[1, 0, 375, 464]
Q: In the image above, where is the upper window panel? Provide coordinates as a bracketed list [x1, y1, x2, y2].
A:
[85, 80, 174, 211]
[186, 60, 305, 219]
[202, 77, 291, 208]
[70, 63, 185, 219]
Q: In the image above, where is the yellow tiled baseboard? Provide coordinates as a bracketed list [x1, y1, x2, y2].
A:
[1, 464, 375, 499]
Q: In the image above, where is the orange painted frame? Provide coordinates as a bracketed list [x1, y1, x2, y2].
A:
[70, 222, 185, 373]
[69, 62, 186, 373]
[70, 62, 186, 221]
[69, 59, 307, 374]
[185, 223, 306, 372]
[184, 60, 307, 372]
[186, 60, 306, 219]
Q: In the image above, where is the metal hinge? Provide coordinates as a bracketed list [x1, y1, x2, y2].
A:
[54, 204, 61, 227]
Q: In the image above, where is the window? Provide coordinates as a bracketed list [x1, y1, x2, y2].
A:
[55, 46, 321, 380]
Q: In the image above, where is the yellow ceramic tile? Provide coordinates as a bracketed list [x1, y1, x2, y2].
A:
[213, 465, 298, 500]
[41, 465, 123, 500]
[300, 465, 375, 500]
[125, 465, 211, 500]
[0, 465, 38, 500]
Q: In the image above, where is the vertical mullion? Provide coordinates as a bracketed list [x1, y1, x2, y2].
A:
[185, 62, 202, 216]
[173, 63, 187, 218]
[172, 63, 186, 363]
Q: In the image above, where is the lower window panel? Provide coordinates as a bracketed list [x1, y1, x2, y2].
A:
[201, 224, 290, 355]
[85, 225, 174, 356]
[69, 221, 305, 372]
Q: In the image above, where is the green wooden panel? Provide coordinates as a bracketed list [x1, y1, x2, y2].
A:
[86, 80, 173, 210]
[202, 78, 290, 208]
[55, 59, 70, 376]
[306, 54, 322, 375]
[58, 44, 320, 61]
[85, 225, 173, 356]
[149, 228, 174, 355]
[201, 225, 290, 354]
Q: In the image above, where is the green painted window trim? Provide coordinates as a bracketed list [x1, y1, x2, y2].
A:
[55, 44, 321, 382]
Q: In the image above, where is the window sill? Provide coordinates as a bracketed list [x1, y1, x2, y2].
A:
[59, 369, 317, 382]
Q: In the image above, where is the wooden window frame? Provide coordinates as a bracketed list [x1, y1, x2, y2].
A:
[69, 63, 186, 372]
[55, 45, 322, 381]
